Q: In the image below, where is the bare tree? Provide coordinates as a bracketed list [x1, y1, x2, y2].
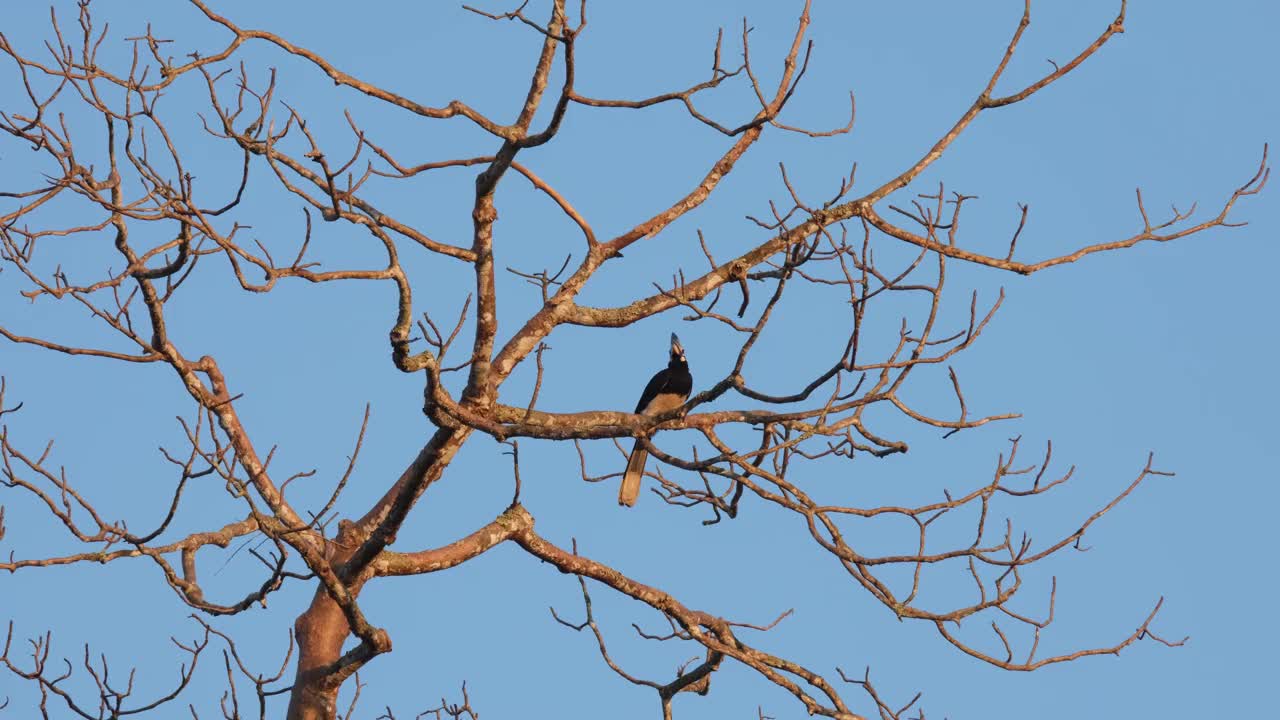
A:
[0, 1, 1267, 719]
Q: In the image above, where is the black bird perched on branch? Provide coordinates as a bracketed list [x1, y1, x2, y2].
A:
[619, 333, 692, 507]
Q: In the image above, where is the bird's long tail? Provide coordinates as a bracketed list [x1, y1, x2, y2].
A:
[619, 439, 647, 507]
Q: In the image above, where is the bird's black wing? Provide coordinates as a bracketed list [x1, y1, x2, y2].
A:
[634, 368, 672, 413]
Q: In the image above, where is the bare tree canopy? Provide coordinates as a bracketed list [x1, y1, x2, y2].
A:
[0, 1, 1274, 719]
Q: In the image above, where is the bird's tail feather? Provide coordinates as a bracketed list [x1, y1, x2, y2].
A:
[619, 440, 647, 507]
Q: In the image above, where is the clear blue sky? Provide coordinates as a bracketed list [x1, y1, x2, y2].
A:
[1, 1, 1275, 718]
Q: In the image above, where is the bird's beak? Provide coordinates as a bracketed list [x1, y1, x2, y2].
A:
[670, 333, 684, 359]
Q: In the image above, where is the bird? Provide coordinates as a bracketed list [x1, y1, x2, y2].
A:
[619, 333, 692, 506]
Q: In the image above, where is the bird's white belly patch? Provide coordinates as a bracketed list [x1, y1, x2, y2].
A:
[643, 394, 686, 415]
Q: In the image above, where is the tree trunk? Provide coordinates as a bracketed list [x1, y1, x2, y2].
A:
[286, 588, 351, 720]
